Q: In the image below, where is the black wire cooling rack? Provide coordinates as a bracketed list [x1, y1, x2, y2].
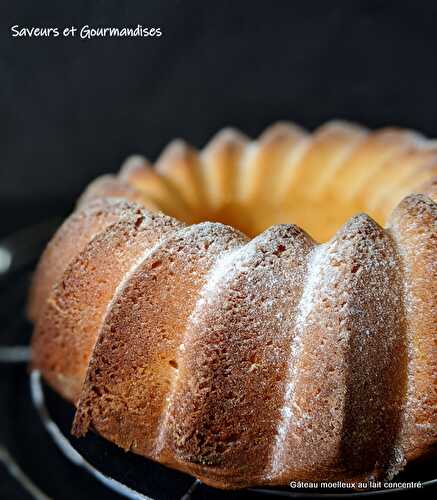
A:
[0, 221, 436, 500]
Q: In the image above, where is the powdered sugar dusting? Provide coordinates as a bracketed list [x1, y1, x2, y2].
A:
[153, 245, 247, 455]
[153, 225, 247, 456]
[268, 243, 328, 478]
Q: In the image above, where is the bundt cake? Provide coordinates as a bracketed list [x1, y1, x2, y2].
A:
[29, 121, 436, 490]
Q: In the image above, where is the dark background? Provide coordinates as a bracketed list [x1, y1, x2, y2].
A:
[2, 1, 437, 237]
[1, 1, 437, 498]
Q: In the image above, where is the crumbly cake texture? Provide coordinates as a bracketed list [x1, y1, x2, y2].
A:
[29, 121, 436, 489]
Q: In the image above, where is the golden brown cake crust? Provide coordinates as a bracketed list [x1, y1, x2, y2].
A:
[27, 198, 138, 322]
[28, 121, 437, 489]
[389, 194, 437, 461]
[270, 215, 407, 484]
[72, 224, 246, 449]
[31, 205, 182, 402]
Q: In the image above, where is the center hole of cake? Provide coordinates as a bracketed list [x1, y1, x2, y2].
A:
[177, 196, 390, 242]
